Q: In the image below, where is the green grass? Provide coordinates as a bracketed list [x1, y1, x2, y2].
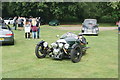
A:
[2, 25, 118, 78]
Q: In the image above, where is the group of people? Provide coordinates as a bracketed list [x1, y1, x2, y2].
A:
[13, 16, 41, 39]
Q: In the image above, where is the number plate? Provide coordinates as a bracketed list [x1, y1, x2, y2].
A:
[0, 38, 4, 41]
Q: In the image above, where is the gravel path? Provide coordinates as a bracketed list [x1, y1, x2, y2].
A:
[51, 26, 117, 31]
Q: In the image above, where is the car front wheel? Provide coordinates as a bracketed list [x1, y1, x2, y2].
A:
[70, 45, 82, 63]
[35, 44, 47, 58]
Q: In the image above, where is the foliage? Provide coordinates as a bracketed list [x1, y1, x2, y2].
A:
[2, 2, 120, 23]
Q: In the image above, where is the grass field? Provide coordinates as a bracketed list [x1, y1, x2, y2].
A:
[2, 25, 118, 78]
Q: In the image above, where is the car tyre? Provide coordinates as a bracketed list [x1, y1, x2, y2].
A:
[95, 34, 98, 36]
[8, 22, 10, 24]
[71, 45, 82, 63]
[10, 40, 14, 45]
[82, 30, 84, 33]
[35, 45, 47, 58]
[55, 24, 58, 26]
[82, 50, 86, 55]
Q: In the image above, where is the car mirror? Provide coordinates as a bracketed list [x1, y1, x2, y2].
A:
[56, 35, 60, 38]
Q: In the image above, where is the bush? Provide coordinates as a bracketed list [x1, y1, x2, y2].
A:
[99, 16, 116, 23]
[60, 15, 79, 22]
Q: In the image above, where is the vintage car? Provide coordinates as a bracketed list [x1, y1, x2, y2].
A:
[81, 19, 99, 35]
[35, 32, 89, 63]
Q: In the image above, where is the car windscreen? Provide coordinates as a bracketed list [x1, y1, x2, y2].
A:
[51, 20, 58, 22]
[60, 32, 78, 39]
[84, 20, 97, 25]
[0, 24, 10, 30]
[0, 26, 8, 29]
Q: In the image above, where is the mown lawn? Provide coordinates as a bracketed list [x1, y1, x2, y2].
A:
[2, 25, 118, 78]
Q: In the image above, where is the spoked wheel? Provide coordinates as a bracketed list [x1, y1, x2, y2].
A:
[71, 45, 82, 63]
[35, 45, 47, 58]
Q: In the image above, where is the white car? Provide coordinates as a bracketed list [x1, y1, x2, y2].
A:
[4, 18, 14, 25]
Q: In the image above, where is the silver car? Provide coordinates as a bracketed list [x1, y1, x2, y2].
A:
[0, 23, 14, 45]
[81, 19, 99, 35]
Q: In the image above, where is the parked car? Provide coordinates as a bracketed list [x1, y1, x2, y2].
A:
[0, 23, 14, 45]
[49, 20, 60, 26]
[81, 19, 99, 35]
[35, 32, 89, 63]
[3, 17, 14, 25]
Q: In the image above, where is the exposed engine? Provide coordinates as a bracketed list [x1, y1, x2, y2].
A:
[50, 39, 69, 59]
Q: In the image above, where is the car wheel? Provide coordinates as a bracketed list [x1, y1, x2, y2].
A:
[82, 50, 86, 55]
[35, 44, 47, 58]
[95, 34, 98, 36]
[10, 40, 14, 45]
[70, 45, 82, 63]
[55, 24, 58, 26]
[82, 30, 84, 33]
[8, 22, 10, 24]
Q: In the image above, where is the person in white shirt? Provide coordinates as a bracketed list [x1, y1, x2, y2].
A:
[24, 19, 31, 39]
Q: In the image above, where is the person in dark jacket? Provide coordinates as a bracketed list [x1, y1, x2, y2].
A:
[36, 17, 41, 38]
[13, 16, 18, 30]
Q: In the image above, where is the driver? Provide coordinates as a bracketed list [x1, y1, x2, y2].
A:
[78, 33, 87, 45]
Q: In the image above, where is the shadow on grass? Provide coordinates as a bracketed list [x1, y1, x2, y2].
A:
[41, 52, 90, 63]
[83, 34, 99, 36]
[0, 44, 14, 46]
[0, 40, 16, 46]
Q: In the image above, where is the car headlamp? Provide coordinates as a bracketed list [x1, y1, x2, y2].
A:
[96, 28, 99, 31]
[58, 43, 63, 48]
[43, 42, 48, 47]
[51, 43, 57, 48]
[64, 44, 69, 49]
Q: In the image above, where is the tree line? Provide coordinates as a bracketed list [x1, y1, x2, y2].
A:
[2, 2, 120, 23]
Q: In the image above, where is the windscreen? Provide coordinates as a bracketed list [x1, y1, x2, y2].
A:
[84, 19, 97, 25]
[0, 24, 8, 29]
[60, 32, 78, 39]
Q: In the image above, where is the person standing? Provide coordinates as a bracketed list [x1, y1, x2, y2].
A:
[24, 19, 31, 39]
[17, 17, 22, 30]
[21, 17, 24, 27]
[32, 18, 37, 26]
[29, 16, 33, 25]
[116, 20, 120, 34]
[118, 21, 120, 34]
[13, 16, 18, 30]
[36, 17, 41, 39]
[31, 25, 37, 39]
